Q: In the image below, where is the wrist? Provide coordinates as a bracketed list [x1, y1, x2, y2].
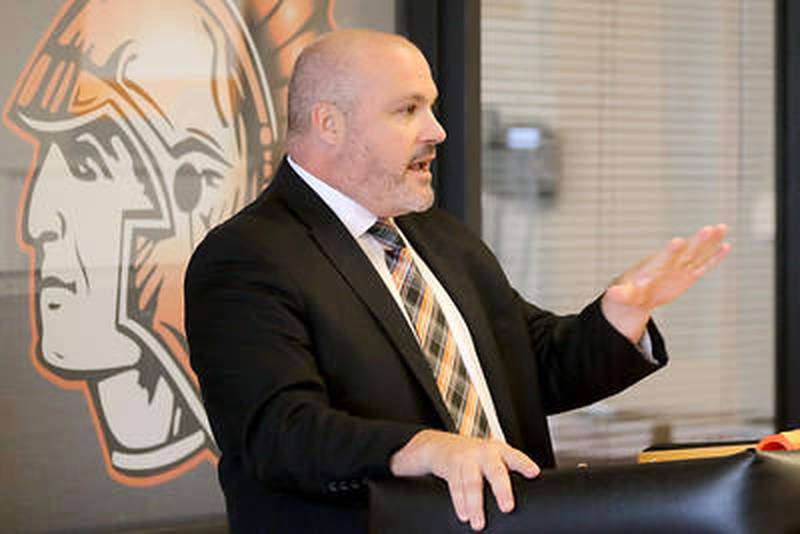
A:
[390, 429, 438, 477]
[601, 292, 650, 344]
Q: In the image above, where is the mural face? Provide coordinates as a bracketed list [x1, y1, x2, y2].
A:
[4, 0, 334, 486]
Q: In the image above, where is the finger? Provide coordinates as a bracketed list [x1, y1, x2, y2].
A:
[660, 236, 690, 271]
[461, 462, 485, 531]
[680, 225, 727, 268]
[502, 447, 541, 479]
[684, 225, 730, 270]
[447, 474, 469, 523]
[629, 237, 687, 284]
[686, 243, 728, 273]
[691, 242, 731, 277]
[482, 457, 514, 513]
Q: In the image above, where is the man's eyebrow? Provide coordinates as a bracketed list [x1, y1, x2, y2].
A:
[391, 93, 439, 106]
[172, 128, 230, 167]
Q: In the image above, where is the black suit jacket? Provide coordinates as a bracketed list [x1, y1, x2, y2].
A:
[184, 159, 667, 533]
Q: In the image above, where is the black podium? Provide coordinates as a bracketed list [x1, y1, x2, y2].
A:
[369, 449, 800, 533]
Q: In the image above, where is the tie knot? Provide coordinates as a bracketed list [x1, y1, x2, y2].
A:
[367, 219, 405, 255]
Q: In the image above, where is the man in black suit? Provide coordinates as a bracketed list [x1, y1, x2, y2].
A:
[184, 29, 729, 533]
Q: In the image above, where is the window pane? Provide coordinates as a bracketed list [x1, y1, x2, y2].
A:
[481, 0, 775, 465]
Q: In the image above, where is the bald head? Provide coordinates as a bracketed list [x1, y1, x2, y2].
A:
[283, 28, 445, 217]
[286, 29, 419, 144]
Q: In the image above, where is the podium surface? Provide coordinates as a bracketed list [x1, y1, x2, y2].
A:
[369, 449, 800, 533]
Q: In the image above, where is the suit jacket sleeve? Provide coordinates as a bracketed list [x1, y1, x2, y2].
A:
[184, 225, 425, 497]
[405, 208, 667, 421]
[517, 290, 666, 415]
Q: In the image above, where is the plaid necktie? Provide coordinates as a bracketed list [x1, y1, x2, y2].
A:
[368, 219, 490, 438]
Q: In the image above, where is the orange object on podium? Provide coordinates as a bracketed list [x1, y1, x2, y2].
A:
[757, 429, 800, 451]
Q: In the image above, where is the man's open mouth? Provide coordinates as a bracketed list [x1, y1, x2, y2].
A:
[408, 160, 431, 172]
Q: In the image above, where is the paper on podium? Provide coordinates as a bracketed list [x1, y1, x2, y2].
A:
[638, 441, 757, 463]
[639, 427, 800, 463]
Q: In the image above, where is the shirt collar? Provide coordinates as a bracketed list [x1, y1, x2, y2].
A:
[287, 155, 377, 238]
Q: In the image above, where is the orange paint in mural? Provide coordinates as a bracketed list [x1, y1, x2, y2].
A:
[3, 0, 335, 487]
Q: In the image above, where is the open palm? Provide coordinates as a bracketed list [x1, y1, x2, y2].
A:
[606, 224, 730, 310]
[601, 224, 730, 344]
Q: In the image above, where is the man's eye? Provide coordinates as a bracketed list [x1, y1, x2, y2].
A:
[401, 104, 417, 115]
[202, 169, 223, 188]
[173, 163, 224, 215]
[64, 137, 110, 182]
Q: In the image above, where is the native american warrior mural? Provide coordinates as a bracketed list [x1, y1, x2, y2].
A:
[4, 0, 335, 486]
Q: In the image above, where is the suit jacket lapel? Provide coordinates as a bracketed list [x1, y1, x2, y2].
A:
[266, 160, 457, 431]
[397, 215, 525, 446]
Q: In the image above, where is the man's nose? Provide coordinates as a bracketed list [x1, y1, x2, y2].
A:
[423, 112, 447, 145]
[24, 145, 66, 244]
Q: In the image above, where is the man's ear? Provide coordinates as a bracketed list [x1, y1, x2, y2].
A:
[311, 101, 345, 145]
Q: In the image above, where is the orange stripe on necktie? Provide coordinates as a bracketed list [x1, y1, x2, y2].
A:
[368, 219, 489, 438]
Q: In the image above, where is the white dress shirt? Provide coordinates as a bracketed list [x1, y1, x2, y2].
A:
[287, 156, 508, 441]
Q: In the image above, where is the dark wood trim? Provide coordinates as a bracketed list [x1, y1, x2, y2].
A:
[776, 0, 800, 430]
[397, 0, 482, 233]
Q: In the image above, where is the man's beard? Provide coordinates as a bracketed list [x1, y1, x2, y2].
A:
[388, 169, 435, 214]
[337, 138, 436, 216]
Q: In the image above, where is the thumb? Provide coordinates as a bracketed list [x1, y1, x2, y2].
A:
[502, 447, 540, 479]
[606, 280, 639, 304]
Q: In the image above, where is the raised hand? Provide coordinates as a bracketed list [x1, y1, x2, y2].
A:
[601, 224, 730, 343]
